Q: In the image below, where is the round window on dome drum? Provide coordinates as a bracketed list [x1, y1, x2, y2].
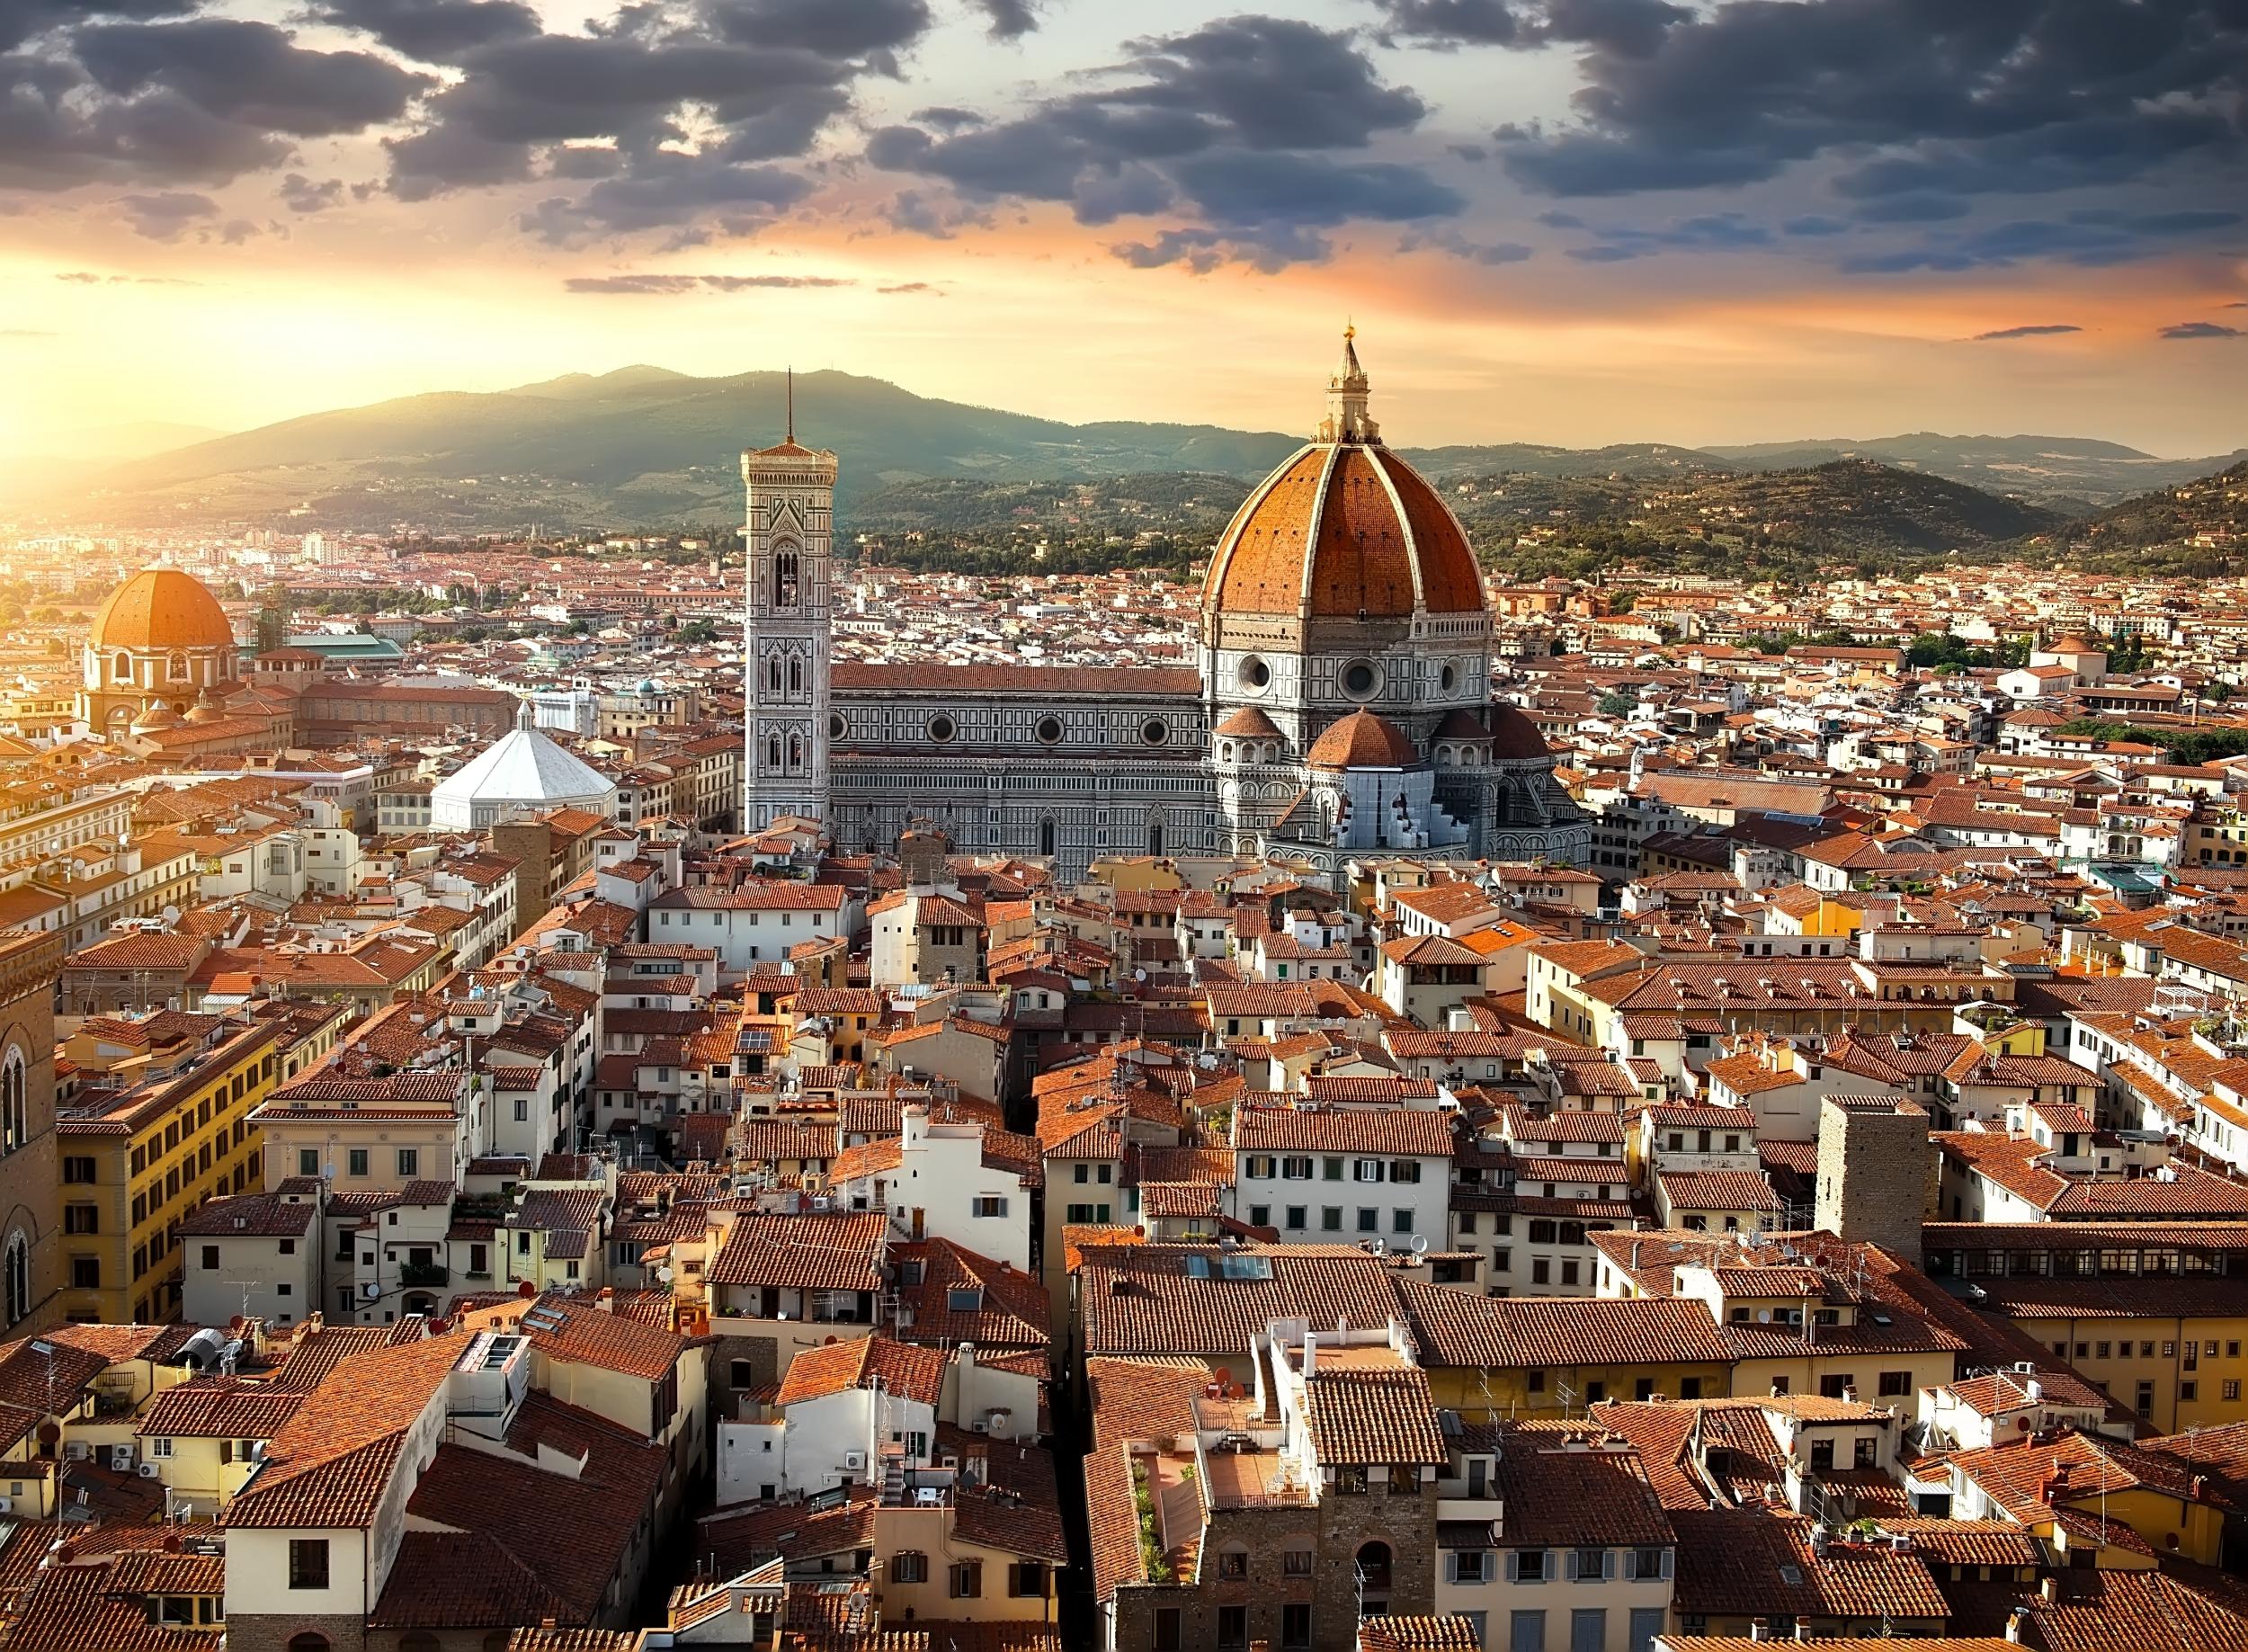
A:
[1239, 656, 1271, 691]
[1342, 660, 1378, 699]
[928, 714, 957, 744]
[828, 712, 846, 740]
[1035, 715, 1064, 745]
[1142, 719, 1167, 746]
[1440, 664, 1458, 692]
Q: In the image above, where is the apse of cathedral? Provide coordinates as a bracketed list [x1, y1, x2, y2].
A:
[741, 335, 1591, 885]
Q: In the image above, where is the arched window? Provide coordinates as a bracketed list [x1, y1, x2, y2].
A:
[773, 549, 799, 610]
[1148, 819, 1164, 856]
[167, 651, 188, 682]
[111, 651, 129, 683]
[1039, 818, 1056, 858]
[767, 656, 783, 693]
[3, 1233, 26, 1328]
[789, 656, 803, 693]
[1356, 1540, 1393, 1593]
[1221, 742, 1235, 763]
[787, 735, 802, 771]
[0, 1049, 22, 1155]
[766, 734, 782, 771]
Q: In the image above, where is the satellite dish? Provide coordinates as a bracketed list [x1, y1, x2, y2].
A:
[161, 906, 179, 926]
[1411, 1236, 1429, 1255]
[360, 1281, 379, 1299]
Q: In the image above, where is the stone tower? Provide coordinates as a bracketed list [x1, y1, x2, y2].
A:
[742, 375, 838, 831]
[1815, 1094, 1934, 1268]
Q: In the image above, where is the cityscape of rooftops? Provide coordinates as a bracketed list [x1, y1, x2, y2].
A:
[0, 2, 2244, 1650]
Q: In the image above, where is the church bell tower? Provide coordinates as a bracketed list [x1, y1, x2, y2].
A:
[741, 373, 837, 831]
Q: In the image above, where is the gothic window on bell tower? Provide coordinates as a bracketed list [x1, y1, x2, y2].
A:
[774, 548, 800, 610]
[789, 656, 804, 694]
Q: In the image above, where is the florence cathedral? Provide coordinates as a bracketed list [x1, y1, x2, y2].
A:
[740, 332, 1590, 885]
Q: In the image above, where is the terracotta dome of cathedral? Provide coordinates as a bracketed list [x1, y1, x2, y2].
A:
[91, 568, 234, 653]
[1202, 331, 1485, 621]
[1306, 710, 1420, 771]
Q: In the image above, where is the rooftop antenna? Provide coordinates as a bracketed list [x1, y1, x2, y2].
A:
[787, 366, 795, 444]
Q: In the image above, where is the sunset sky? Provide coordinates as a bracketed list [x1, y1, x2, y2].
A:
[1, 0, 2243, 458]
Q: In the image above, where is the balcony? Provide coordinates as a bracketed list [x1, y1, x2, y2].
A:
[399, 1262, 450, 1288]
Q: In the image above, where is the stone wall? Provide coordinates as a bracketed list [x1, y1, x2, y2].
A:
[1815, 1095, 1934, 1267]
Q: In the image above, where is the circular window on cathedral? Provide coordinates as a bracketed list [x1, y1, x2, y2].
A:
[827, 712, 846, 740]
[1239, 656, 1271, 692]
[1141, 719, 1167, 746]
[1440, 663, 1458, 692]
[1035, 715, 1064, 745]
[1341, 659, 1378, 700]
[927, 714, 957, 744]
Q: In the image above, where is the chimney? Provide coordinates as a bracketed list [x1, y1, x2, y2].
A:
[2007, 1606, 2032, 1643]
[1749, 1619, 1770, 1642]
[2039, 1574, 2057, 1603]
[1301, 1332, 1316, 1384]
[595, 1287, 614, 1313]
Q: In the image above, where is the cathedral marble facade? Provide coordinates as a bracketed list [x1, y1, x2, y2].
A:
[742, 336, 1590, 884]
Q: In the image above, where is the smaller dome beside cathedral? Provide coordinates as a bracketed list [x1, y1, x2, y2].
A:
[129, 702, 181, 735]
[91, 568, 235, 654]
[1306, 710, 1421, 771]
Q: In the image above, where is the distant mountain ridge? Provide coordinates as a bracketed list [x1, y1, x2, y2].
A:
[12, 364, 2239, 529]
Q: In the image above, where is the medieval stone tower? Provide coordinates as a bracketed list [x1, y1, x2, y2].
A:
[741, 382, 837, 831]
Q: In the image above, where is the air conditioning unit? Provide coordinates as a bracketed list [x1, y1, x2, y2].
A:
[110, 1448, 135, 1472]
[0, 1497, 12, 1514]
[843, 1451, 865, 1471]
[138, 1463, 162, 1479]
[968, 1418, 989, 1433]
[65, 1442, 90, 1462]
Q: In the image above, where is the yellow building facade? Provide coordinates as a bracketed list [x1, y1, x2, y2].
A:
[57, 1019, 281, 1323]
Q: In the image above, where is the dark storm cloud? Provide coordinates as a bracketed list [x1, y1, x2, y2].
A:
[1971, 323, 2082, 340]
[1399, 225, 1535, 263]
[1375, 0, 1690, 53]
[1842, 209, 2243, 272]
[304, 0, 540, 61]
[117, 187, 215, 238]
[372, 0, 923, 226]
[972, 0, 1039, 39]
[278, 173, 344, 213]
[72, 18, 433, 134]
[2160, 320, 2244, 338]
[1850, 194, 1970, 224]
[0, 0, 196, 54]
[516, 154, 813, 244]
[0, 13, 433, 193]
[867, 13, 1453, 269]
[1557, 210, 1771, 260]
[1460, 0, 2246, 216]
[699, 0, 930, 61]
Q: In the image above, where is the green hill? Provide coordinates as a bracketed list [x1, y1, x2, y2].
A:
[48, 368, 1305, 529]
[1704, 432, 2245, 505]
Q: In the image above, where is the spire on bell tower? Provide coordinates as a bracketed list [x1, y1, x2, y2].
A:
[1316, 323, 1379, 445]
